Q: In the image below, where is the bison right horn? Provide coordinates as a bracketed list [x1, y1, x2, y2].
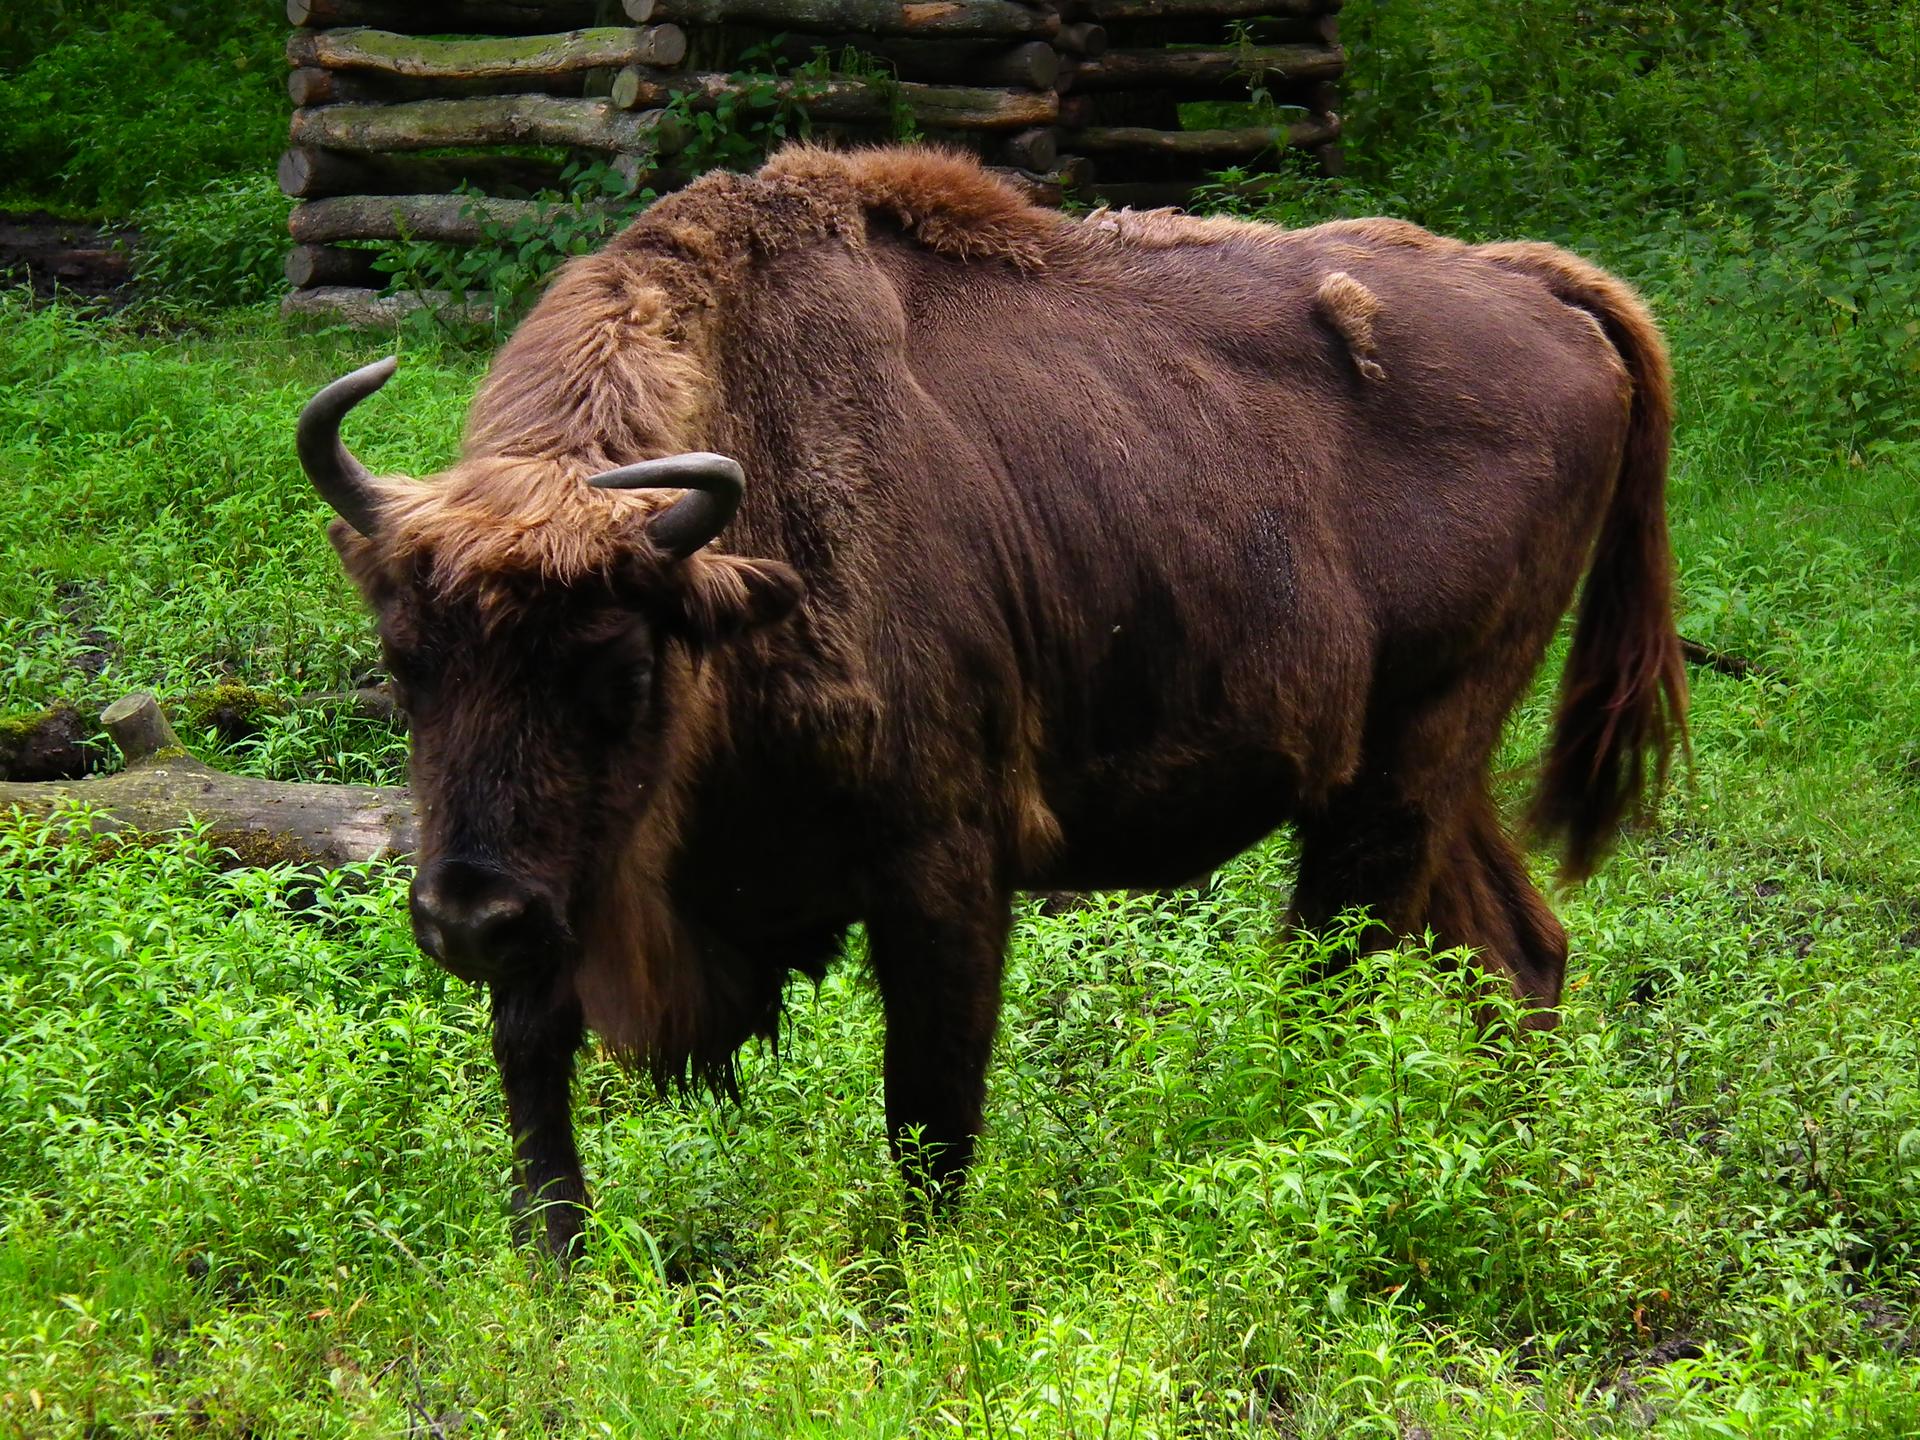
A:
[587, 452, 744, 559]
[297, 356, 397, 537]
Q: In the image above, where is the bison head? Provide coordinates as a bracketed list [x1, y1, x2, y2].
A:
[300, 358, 801, 986]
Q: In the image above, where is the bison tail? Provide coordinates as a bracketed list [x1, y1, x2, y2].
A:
[1483, 243, 1690, 881]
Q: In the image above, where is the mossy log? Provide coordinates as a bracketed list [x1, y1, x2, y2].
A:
[286, 243, 382, 290]
[287, 25, 687, 79]
[628, 0, 1059, 38]
[1068, 113, 1340, 160]
[281, 286, 498, 328]
[0, 694, 416, 869]
[763, 34, 1058, 88]
[1068, 42, 1342, 94]
[610, 69, 1056, 127]
[278, 147, 572, 200]
[288, 193, 566, 245]
[0, 702, 97, 783]
[289, 0, 603, 33]
[289, 96, 687, 156]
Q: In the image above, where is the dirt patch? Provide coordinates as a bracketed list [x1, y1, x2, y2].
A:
[0, 211, 135, 301]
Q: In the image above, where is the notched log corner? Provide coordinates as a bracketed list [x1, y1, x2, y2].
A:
[1, 692, 416, 870]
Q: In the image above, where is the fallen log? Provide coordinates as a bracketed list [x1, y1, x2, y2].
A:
[0, 702, 97, 783]
[629, 0, 1060, 38]
[610, 69, 1056, 128]
[1068, 42, 1343, 94]
[287, 25, 687, 79]
[289, 96, 687, 157]
[0, 693, 416, 869]
[288, 67, 596, 106]
[278, 147, 572, 200]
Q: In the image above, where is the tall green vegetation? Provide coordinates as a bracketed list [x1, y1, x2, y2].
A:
[2, 2, 1919, 1434]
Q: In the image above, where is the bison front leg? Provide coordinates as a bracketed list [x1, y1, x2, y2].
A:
[867, 849, 1011, 1208]
[490, 982, 589, 1262]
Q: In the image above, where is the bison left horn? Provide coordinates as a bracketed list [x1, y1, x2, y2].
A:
[297, 356, 397, 537]
[587, 452, 744, 559]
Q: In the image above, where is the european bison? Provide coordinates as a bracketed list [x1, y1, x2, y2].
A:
[302, 145, 1685, 1256]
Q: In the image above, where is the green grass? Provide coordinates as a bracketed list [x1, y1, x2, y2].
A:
[2, 264, 1918, 1437]
[4, 1, 1920, 1428]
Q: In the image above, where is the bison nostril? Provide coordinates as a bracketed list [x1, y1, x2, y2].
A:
[410, 862, 547, 979]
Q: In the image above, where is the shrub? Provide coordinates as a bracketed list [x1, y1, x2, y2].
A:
[132, 173, 290, 311]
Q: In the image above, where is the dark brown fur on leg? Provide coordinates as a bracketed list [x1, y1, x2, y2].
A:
[491, 982, 589, 1262]
[866, 849, 1009, 1210]
[1425, 791, 1568, 1029]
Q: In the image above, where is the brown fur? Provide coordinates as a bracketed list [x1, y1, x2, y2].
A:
[321, 145, 1687, 1246]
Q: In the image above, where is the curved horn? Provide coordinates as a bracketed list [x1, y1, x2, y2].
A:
[587, 452, 745, 559]
[297, 356, 398, 536]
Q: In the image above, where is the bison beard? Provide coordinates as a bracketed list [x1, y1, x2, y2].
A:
[301, 144, 1686, 1259]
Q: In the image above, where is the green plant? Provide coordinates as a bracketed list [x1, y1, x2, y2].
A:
[131, 172, 289, 311]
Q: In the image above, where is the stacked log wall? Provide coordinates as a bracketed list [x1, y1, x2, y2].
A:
[281, 0, 1341, 322]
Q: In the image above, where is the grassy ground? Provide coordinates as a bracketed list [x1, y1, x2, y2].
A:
[3, 233, 1919, 1437]
[4, 2, 1920, 1432]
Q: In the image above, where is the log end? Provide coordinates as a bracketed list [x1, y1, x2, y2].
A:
[102, 692, 189, 767]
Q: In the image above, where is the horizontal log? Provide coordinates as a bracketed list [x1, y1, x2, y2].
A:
[286, 243, 381, 289]
[1088, 0, 1338, 17]
[278, 148, 572, 200]
[1069, 43, 1343, 93]
[765, 33, 1057, 88]
[1068, 113, 1339, 159]
[1097, 13, 1337, 47]
[287, 25, 687, 80]
[289, 96, 686, 156]
[1056, 21, 1107, 56]
[289, 0, 602, 32]
[1088, 178, 1200, 210]
[282, 286, 496, 329]
[289, 193, 572, 245]
[611, 70, 1057, 128]
[290, 67, 593, 106]
[0, 693, 416, 869]
[630, 0, 1059, 38]
[988, 166, 1060, 205]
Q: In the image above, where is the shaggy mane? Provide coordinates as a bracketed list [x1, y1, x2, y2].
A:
[356, 145, 1065, 593]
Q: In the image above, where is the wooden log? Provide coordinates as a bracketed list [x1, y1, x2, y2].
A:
[286, 243, 381, 290]
[289, 194, 565, 245]
[1088, 178, 1200, 209]
[278, 148, 571, 200]
[1098, 12, 1338, 46]
[281, 286, 496, 330]
[1056, 21, 1107, 56]
[287, 25, 687, 81]
[289, 0, 602, 33]
[289, 96, 687, 156]
[765, 33, 1058, 88]
[999, 126, 1058, 171]
[0, 693, 417, 869]
[610, 70, 1056, 128]
[1070, 113, 1339, 160]
[1068, 42, 1342, 93]
[290, 67, 590, 106]
[1056, 93, 1094, 127]
[630, 0, 1060, 39]
[1086, 0, 1339, 17]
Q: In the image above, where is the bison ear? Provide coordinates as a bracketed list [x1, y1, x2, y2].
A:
[670, 554, 804, 642]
